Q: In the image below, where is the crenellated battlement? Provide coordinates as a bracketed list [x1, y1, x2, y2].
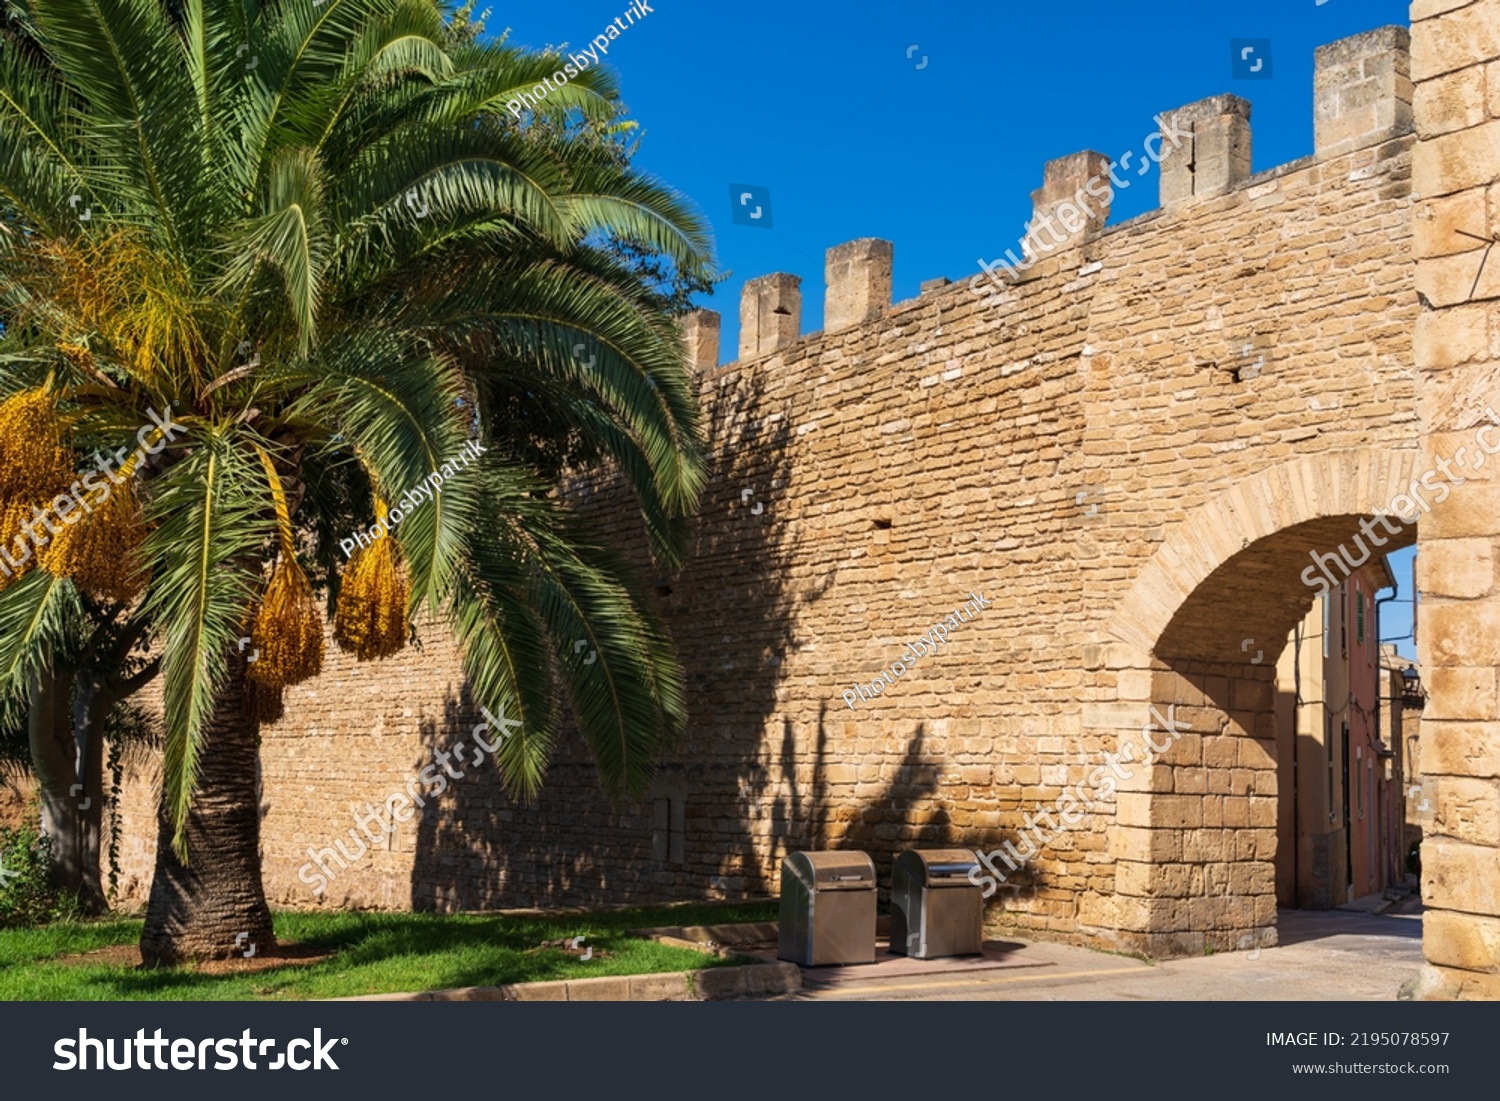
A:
[681, 25, 1415, 377]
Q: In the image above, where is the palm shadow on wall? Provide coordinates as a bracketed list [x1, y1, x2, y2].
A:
[405, 361, 822, 910]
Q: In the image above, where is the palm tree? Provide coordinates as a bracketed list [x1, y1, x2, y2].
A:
[0, 0, 713, 963]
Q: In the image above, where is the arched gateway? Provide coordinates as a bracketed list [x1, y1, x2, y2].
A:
[1098, 449, 1422, 955]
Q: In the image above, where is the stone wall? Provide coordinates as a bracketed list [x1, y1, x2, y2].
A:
[87, 23, 1482, 967]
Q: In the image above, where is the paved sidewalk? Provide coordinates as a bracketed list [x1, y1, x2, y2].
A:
[770, 908, 1424, 1001]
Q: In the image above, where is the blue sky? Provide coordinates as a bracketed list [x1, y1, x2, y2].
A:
[496, 0, 1418, 655]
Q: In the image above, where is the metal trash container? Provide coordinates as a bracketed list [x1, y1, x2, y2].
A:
[890, 848, 984, 959]
[777, 851, 877, 966]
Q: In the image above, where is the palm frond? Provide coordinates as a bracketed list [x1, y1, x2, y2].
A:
[454, 464, 685, 800]
[217, 145, 330, 351]
[138, 423, 273, 855]
[0, 568, 85, 730]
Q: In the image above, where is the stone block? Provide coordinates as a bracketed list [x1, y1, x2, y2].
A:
[628, 972, 695, 1001]
[1424, 600, 1500, 666]
[1413, 119, 1500, 197]
[1182, 828, 1230, 862]
[1116, 860, 1199, 898]
[1230, 677, 1272, 712]
[565, 976, 635, 1001]
[1115, 894, 1188, 933]
[1228, 861, 1276, 895]
[694, 963, 799, 1000]
[1203, 738, 1238, 769]
[1426, 491, 1500, 538]
[1416, 247, 1500, 306]
[1425, 668, 1498, 721]
[1423, 424, 1500, 479]
[1410, 0, 1474, 21]
[1413, 304, 1490, 369]
[1114, 762, 1173, 794]
[1410, 962, 1500, 1000]
[1111, 826, 1183, 862]
[1417, 537, 1495, 597]
[1413, 190, 1488, 260]
[1412, 1, 1500, 81]
[1419, 719, 1500, 779]
[1432, 774, 1500, 845]
[1423, 909, 1500, 971]
[1414, 65, 1489, 139]
[1423, 839, 1500, 914]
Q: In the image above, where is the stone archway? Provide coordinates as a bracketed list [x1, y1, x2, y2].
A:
[1094, 448, 1423, 956]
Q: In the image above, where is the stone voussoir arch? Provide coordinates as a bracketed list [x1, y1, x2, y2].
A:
[1109, 447, 1425, 658]
[1087, 446, 1423, 956]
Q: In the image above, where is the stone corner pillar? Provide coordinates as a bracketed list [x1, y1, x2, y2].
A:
[1027, 150, 1112, 255]
[679, 309, 721, 374]
[1410, 0, 1500, 1001]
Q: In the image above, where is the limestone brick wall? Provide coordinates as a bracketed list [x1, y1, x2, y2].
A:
[104, 25, 1438, 958]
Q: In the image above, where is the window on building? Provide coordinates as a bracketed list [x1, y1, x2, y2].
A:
[652, 795, 685, 864]
[1357, 590, 1365, 643]
[1322, 592, 1330, 660]
[1339, 582, 1348, 655]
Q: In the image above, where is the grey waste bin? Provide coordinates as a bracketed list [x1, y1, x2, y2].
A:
[777, 851, 877, 966]
[890, 848, 984, 959]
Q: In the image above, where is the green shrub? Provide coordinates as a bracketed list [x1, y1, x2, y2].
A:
[0, 824, 79, 929]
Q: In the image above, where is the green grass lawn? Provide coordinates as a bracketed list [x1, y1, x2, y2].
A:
[0, 902, 779, 1001]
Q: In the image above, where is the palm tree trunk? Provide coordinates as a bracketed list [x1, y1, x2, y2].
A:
[27, 669, 107, 912]
[28, 671, 118, 915]
[139, 654, 274, 966]
[72, 674, 109, 914]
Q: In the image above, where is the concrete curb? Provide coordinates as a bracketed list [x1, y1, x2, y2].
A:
[329, 961, 801, 1003]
